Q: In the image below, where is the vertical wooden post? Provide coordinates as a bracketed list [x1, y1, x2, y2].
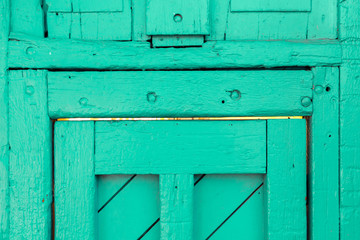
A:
[340, 0, 360, 238]
[160, 174, 194, 240]
[0, 0, 9, 238]
[8, 70, 52, 238]
[309, 67, 339, 239]
[265, 119, 306, 240]
[54, 121, 96, 239]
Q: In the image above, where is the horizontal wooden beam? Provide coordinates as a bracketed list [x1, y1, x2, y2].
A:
[95, 121, 266, 174]
[8, 33, 341, 70]
[48, 70, 313, 118]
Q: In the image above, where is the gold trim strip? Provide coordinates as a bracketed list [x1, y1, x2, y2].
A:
[57, 116, 304, 121]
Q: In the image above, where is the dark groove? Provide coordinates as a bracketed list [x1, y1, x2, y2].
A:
[205, 183, 264, 240]
[137, 174, 206, 239]
[137, 218, 160, 240]
[98, 174, 136, 213]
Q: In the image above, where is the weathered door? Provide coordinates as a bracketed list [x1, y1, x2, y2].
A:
[55, 119, 306, 239]
[52, 69, 309, 240]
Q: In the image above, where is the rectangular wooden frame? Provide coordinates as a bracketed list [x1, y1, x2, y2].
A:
[0, 0, 349, 238]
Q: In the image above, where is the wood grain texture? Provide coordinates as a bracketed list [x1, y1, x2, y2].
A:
[95, 121, 266, 174]
[0, 0, 9, 238]
[265, 120, 306, 240]
[307, 0, 338, 39]
[231, 0, 311, 12]
[54, 121, 96, 239]
[47, 12, 132, 40]
[340, 0, 360, 237]
[10, 0, 44, 37]
[48, 70, 313, 118]
[309, 67, 339, 240]
[340, 63, 360, 240]
[47, 0, 124, 12]
[8, 34, 342, 69]
[146, 0, 209, 35]
[160, 174, 193, 240]
[8, 70, 52, 239]
[152, 36, 204, 48]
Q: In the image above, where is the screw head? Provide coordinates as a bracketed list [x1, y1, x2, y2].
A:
[26, 47, 36, 55]
[314, 85, 324, 94]
[79, 97, 88, 106]
[173, 14, 183, 23]
[25, 86, 34, 95]
[147, 92, 157, 103]
[301, 97, 312, 107]
[230, 90, 241, 101]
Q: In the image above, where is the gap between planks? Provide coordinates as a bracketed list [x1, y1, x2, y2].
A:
[57, 116, 304, 121]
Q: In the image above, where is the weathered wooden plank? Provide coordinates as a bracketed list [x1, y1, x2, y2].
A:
[95, 121, 266, 174]
[47, 12, 132, 40]
[132, 0, 150, 41]
[226, 12, 308, 40]
[160, 174, 193, 240]
[54, 121, 96, 239]
[339, 63, 360, 240]
[8, 34, 342, 69]
[307, 0, 338, 39]
[309, 67, 339, 240]
[46, 0, 124, 12]
[8, 70, 52, 239]
[0, 0, 9, 238]
[231, 0, 310, 12]
[340, 0, 360, 40]
[48, 70, 313, 118]
[10, 0, 44, 37]
[266, 120, 306, 239]
[146, 0, 209, 35]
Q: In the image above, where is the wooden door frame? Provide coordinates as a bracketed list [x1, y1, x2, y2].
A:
[2, 0, 359, 239]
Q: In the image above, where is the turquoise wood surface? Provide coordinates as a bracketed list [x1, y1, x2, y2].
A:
[8, 70, 52, 239]
[95, 121, 266, 174]
[146, 0, 209, 36]
[310, 67, 340, 239]
[2, 0, 359, 238]
[48, 71, 313, 118]
[55, 121, 96, 239]
[8, 34, 341, 69]
[160, 174, 194, 240]
[266, 119, 307, 239]
[0, 0, 9, 238]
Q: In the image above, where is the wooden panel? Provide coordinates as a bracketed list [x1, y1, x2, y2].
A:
[231, 0, 311, 12]
[8, 70, 52, 239]
[340, 63, 360, 239]
[8, 34, 342, 69]
[0, 0, 9, 238]
[95, 121, 266, 174]
[47, 12, 131, 40]
[160, 174, 193, 240]
[97, 175, 160, 239]
[146, 0, 209, 35]
[54, 121, 96, 239]
[309, 67, 339, 239]
[132, 0, 150, 41]
[152, 36, 204, 48]
[340, 0, 360, 40]
[266, 119, 306, 239]
[48, 70, 313, 118]
[307, 0, 337, 39]
[226, 12, 308, 40]
[10, 0, 43, 37]
[194, 174, 264, 239]
[47, 0, 123, 12]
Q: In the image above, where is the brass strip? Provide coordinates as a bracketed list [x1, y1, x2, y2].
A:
[57, 116, 303, 121]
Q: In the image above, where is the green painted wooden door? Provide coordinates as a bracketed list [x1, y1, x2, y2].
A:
[54, 119, 306, 239]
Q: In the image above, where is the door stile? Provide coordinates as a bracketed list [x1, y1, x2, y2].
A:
[160, 174, 194, 240]
[265, 119, 307, 240]
[54, 121, 97, 239]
